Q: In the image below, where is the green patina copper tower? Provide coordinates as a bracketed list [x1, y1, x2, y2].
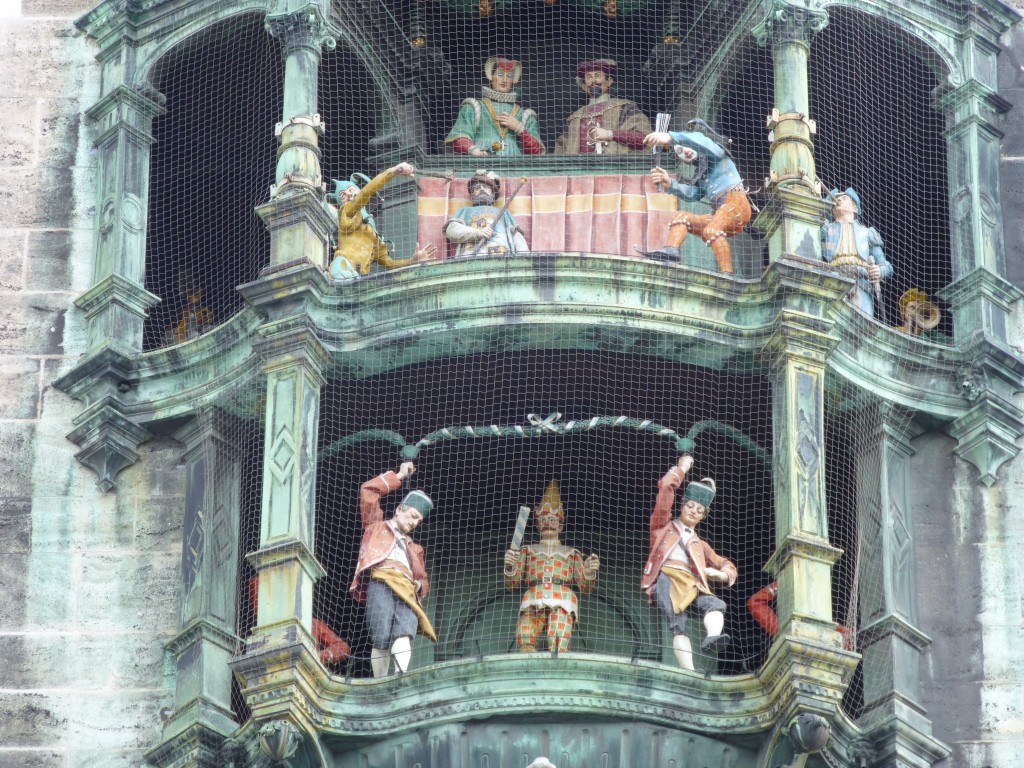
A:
[52, 0, 1024, 767]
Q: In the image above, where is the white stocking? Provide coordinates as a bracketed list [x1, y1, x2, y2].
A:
[704, 610, 724, 638]
[391, 636, 412, 673]
[370, 647, 390, 678]
[672, 634, 694, 670]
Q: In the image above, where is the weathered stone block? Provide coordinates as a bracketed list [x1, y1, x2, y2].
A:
[117, 435, 187, 499]
[955, 739, 1024, 768]
[29, 495, 74, 554]
[26, 230, 73, 292]
[76, 553, 179, 632]
[30, 493, 128, 553]
[0, 554, 27, 629]
[0, 632, 111, 689]
[0, 498, 31, 553]
[29, 408, 98, 498]
[23, 0, 98, 16]
[0, 690, 170, 751]
[74, 749, 154, 768]
[38, 97, 82, 171]
[63, 691, 171, 750]
[0, 693, 67, 748]
[0, 21, 88, 99]
[0, 98, 38, 168]
[133, 494, 185, 553]
[0, 749, 63, 768]
[0, 231, 26, 292]
[0, 290, 72, 355]
[22, 552, 73, 630]
[109, 631, 170, 689]
[1001, 91, 1024, 159]
[0, 167, 74, 230]
[0, 357, 41, 419]
[0, 421, 35, 498]
[1002, 160, 1024, 293]
[999, 25, 1024, 90]
[977, 621, 1024, 682]
[978, 543, 1023, 619]
[980, 680, 1024, 734]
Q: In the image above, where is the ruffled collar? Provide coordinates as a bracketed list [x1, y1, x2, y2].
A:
[481, 85, 519, 103]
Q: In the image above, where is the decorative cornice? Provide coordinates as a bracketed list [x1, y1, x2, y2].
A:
[53, 344, 137, 405]
[947, 397, 1024, 487]
[939, 266, 1024, 314]
[764, 531, 843, 575]
[66, 399, 151, 492]
[84, 84, 166, 148]
[245, 538, 326, 581]
[858, 614, 932, 652]
[762, 317, 842, 371]
[165, 618, 240, 658]
[238, 259, 332, 312]
[172, 408, 243, 461]
[145, 721, 236, 768]
[254, 317, 330, 381]
[74, 272, 162, 322]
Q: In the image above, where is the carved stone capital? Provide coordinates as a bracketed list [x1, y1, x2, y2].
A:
[75, 272, 162, 324]
[165, 618, 239, 660]
[265, 4, 336, 56]
[238, 259, 332, 313]
[84, 83, 166, 149]
[173, 408, 242, 463]
[763, 318, 841, 371]
[254, 318, 329, 381]
[753, 0, 828, 49]
[858, 613, 932, 653]
[947, 397, 1024, 487]
[66, 401, 151, 492]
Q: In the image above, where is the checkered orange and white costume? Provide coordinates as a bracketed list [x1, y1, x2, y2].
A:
[504, 481, 597, 652]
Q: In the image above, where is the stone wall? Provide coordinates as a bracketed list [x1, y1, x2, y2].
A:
[909, 15, 1024, 767]
[0, 3, 184, 766]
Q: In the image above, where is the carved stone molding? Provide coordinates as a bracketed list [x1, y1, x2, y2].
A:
[66, 401, 151, 492]
[947, 398, 1024, 487]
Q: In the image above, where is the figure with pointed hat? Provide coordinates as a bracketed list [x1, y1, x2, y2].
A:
[444, 170, 528, 257]
[642, 120, 751, 274]
[641, 454, 737, 670]
[503, 480, 600, 653]
[351, 461, 437, 677]
[820, 187, 891, 317]
[554, 59, 651, 155]
[327, 162, 435, 279]
[446, 57, 545, 157]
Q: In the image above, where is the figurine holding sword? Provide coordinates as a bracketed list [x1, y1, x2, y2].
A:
[444, 170, 529, 257]
[503, 480, 600, 653]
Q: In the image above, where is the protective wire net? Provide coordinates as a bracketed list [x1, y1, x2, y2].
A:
[810, 8, 951, 338]
[135, 0, 958, 724]
[316, 345, 775, 683]
[143, 16, 281, 351]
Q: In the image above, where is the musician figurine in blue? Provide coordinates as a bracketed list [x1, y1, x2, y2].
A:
[821, 187, 892, 317]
